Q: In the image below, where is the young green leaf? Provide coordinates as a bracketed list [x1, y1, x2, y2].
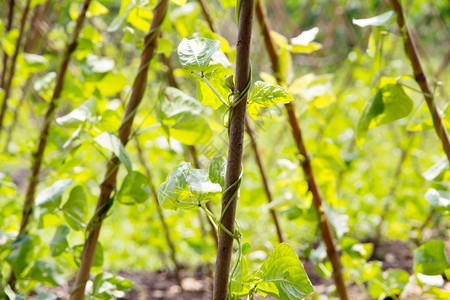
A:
[159, 87, 213, 145]
[93, 272, 134, 299]
[94, 131, 133, 174]
[36, 179, 73, 210]
[62, 185, 88, 231]
[422, 156, 449, 181]
[353, 10, 395, 28]
[27, 260, 62, 286]
[117, 171, 151, 205]
[256, 243, 314, 299]
[177, 37, 221, 73]
[56, 98, 96, 126]
[289, 27, 322, 53]
[6, 235, 35, 277]
[414, 241, 450, 275]
[158, 162, 221, 210]
[209, 156, 227, 188]
[50, 225, 70, 257]
[247, 81, 294, 119]
[424, 189, 450, 214]
[357, 77, 414, 144]
[197, 67, 233, 109]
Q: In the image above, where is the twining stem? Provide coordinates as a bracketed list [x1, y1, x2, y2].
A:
[70, 1, 168, 298]
[255, 1, 349, 299]
[159, 53, 219, 247]
[213, 1, 254, 299]
[7, 0, 92, 290]
[389, 0, 450, 163]
[0, 0, 31, 141]
[0, 0, 15, 88]
[197, 0, 284, 244]
[245, 115, 284, 243]
[135, 137, 183, 288]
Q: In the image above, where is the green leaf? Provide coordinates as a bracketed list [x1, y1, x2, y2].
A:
[353, 10, 395, 28]
[158, 163, 221, 210]
[117, 171, 151, 205]
[357, 77, 414, 144]
[94, 131, 133, 175]
[209, 156, 227, 188]
[88, 0, 109, 17]
[248, 81, 294, 119]
[6, 235, 35, 277]
[21, 53, 49, 73]
[62, 185, 88, 230]
[159, 87, 213, 145]
[56, 98, 96, 126]
[27, 260, 62, 286]
[425, 189, 450, 214]
[256, 243, 314, 299]
[414, 241, 450, 275]
[177, 37, 221, 73]
[92, 272, 133, 299]
[86, 55, 115, 73]
[36, 179, 73, 210]
[50, 225, 70, 257]
[288, 27, 322, 53]
[422, 156, 449, 181]
[197, 67, 233, 109]
[32, 292, 57, 300]
[2, 29, 19, 56]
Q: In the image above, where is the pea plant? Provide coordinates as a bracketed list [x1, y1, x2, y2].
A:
[0, 0, 449, 300]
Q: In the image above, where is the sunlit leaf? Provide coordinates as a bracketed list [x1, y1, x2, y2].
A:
[36, 179, 73, 210]
[177, 38, 221, 73]
[62, 185, 88, 231]
[425, 189, 450, 214]
[117, 171, 151, 205]
[50, 225, 70, 256]
[256, 243, 314, 299]
[94, 132, 133, 175]
[93, 272, 134, 299]
[353, 10, 395, 28]
[209, 156, 227, 188]
[56, 98, 96, 126]
[248, 81, 293, 119]
[414, 241, 450, 275]
[158, 163, 221, 210]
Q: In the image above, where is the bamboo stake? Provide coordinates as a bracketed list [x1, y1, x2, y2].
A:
[7, 0, 92, 290]
[389, 0, 450, 162]
[213, 0, 254, 299]
[0, 0, 14, 88]
[197, 0, 284, 244]
[135, 137, 183, 288]
[0, 0, 31, 140]
[255, 1, 349, 299]
[70, 1, 168, 298]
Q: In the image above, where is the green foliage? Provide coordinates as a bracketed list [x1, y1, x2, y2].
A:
[117, 171, 151, 205]
[158, 162, 222, 210]
[94, 131, 133, 174]
[414, 241, 450, 275]
[177, 37, 221, 73]
[209, 156, 227, 188]
[247, 81, 294, 119]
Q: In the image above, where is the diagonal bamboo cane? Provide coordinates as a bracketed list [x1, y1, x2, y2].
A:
[388, 0, 450, 163]
[255, 1, 349, 299]
[7, 0, 92, 290]
[70, 1, 169, 298]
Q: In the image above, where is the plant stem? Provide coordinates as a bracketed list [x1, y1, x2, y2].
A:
[70, 1, 168, 298]
[213, 1, 254, 299]
[245, 115, 284, 243]
[197, 0, 283, 244]
[0, 0, 15, 89]
[389, 0, 450, 163]
[7, 0, 92, 290]
[0, 0, 31, 141]
[197, 0, 216, 33]
[135, 137, 183, 288]
[255, 1, 349, 299]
